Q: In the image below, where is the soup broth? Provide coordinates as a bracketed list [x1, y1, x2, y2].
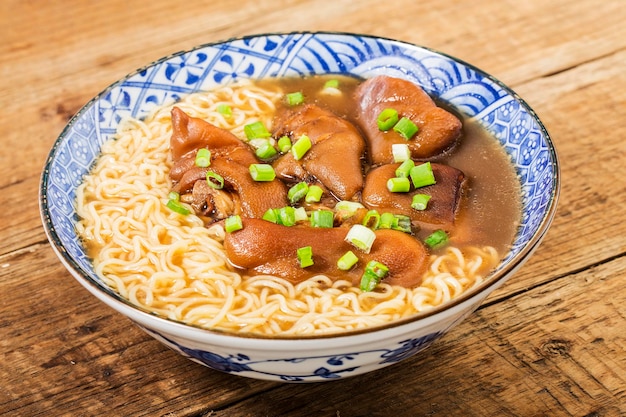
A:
[260, 75, 521, 253]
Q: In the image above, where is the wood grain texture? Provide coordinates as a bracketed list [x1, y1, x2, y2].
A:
[1, 0, 624, 415]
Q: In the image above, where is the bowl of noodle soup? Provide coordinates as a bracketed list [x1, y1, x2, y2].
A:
[40, 32, 559, 382]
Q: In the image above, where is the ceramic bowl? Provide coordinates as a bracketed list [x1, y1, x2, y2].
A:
[40, 32, 559, 382]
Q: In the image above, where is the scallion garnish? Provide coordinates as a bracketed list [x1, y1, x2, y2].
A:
[206, 171, 225, 189]
[286, 91, 304, 106]
[310, 210, 334, 228]
[249, 164, 276, 181]
[244, 121, 271, 140]
[277, 206, 297, 226]
[263, 207, 303, 226]
[410, 162, 436, 188]
[425, 229, 449, 249]
[387, 177, 411, 193]
[217, 104, 232, 118]
[377, 108, 399, 131]
[166, 199, 190, 215]
[362, 210, 380, 229]
[337, 250, 358, 271]
[378, 212, 395, 229]
[345, 224, 376, 253]
[360, 260, 389, 292]
[324, 79, 340, 89]
[254, 140, 277, 160]
[262, 208, 278, 223]
[297, 246, 314, 268]
[395, 159, 415, 178]
[166, 191, 190, 215]
[288, 181, 309, 204]
[291, 135, 312, 160]
[195, 148, 211, 167]
[392, 143, 411, 162]
[335, 200, 365, 220]
[305, 185, 323, 203]
[294, 206, 308, 222]
[393, 117, 419, 140]
[391, 214, 412, 233]
[277, 135, 292, 153]
[411, 194, 431, 211]
[224, 215, 243, 233]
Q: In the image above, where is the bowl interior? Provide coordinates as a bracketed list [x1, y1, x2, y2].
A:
[40, 32, 559, 331]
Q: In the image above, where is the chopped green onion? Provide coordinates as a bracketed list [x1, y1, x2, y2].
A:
[297, 246, 314, 268]
[165, 191, 190, 215]
[263, 206, 306, 225]
[224, 215, 243, 233]
[391, 214, 412, 233]
[337, 250, 358, 271]
[277, 206, 297, 226]
[410, 162, 436, 188]
[377, 108, 399, 131]
[166, 199, 190, 215]
[345, 224, 376, 253]
[286, 91, 304, 106]
[262, 208, 278, 223]
[387, 177, 411, 193]
[294, 206, 308, 222]
[324, 79, 340, 89]
[425, 229, 449, 249]
[392, 143, 411, 162]
[277, 135, 292, 153]
[378, 212, 395, 229]
[393, 117, 419, 140]
[411, 194, 431, 211]
[217, 104, 232, 118]
[249, 164, 276, 181]
[291, 135, 312, 160]
[310, 210, 334, 228]
[206, 171, 225, 189]
[244, 121, 271, 140]
[288, 181, 309, 204]
[305, 185, 324, 203]
[360, 260, 389, 292]
[195, 148, 211, 167]
[255, 141, 277, 160]
[395, 159, 415, 178]
[362, 210, 380, 229]
[335, 200, 365, 219]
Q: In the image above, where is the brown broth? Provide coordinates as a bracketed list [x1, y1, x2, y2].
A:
[260, 74, 521, 257]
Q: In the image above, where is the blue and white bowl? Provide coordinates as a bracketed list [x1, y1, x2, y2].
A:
[40, 32, 559, 382]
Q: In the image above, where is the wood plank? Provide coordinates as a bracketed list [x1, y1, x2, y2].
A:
[2, 0, 626, 415]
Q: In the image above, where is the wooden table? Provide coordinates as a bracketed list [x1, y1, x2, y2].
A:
[2, 1, 624, 415]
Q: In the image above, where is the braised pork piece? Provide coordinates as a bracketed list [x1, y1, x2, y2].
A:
[354, 75, 462, 164]
[170, 107, 288, 219]
[168, 75, 470, 289]
[272, 104, 365, 200]
[362, 162, 466, 228]
[224, 218, 427, 287]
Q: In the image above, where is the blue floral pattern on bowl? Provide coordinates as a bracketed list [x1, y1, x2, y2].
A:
[142, 326, 445, 382]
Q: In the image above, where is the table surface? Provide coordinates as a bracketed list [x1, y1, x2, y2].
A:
[2, 1, 625, 416]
